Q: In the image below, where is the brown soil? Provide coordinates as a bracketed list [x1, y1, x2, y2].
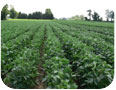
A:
[34, 25, 47, 89]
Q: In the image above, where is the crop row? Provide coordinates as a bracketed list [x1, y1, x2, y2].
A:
[52, 22, 114, 66]
[2, 25, 40, 77]
[2, 23, 45, 89]
[1, 21, 41, 43]
[54, 20, 114, 28]
[50, 24, 113, 89]
[54, 20, 114, 36]
[42, 25, 77, 89]
[1, 20, 114, 89]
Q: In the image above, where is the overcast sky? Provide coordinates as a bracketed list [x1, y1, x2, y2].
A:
[0, 0, 115, 19]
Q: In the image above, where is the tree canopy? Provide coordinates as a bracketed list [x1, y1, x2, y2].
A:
[1, 4, 114, 22]
[43, 9, 54, 19]
[92, 12, 100, 21]
[17, 9, 54, 19]
[28, 12, 43, 19]
[87, 9, 92, 20]
[1, 4, 9, 20]
[10, 6, 17, 18]
[105, 10, 114, 22]
[110, 11, 114, 21]
[18, 12, 27, 19]
[1, 4, 54, 20]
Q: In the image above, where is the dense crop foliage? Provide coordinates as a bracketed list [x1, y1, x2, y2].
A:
[1, 20, 114, 89]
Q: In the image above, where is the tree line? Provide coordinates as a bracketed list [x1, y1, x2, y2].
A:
[1, 4, 54, 20]
[85, 9, 114, 22]
[1, 4, 114, 22]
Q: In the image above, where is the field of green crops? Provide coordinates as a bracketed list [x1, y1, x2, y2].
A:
[1, 20, 114, 89]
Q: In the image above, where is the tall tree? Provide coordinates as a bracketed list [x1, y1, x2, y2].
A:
[92, 12, 100, 21]
[44, 9, 54, 19]
[10, 6, 17, 18]
[17, 12, 22, 18]
[110, 11, 114, 22]
[32, 12, 43, 19]
[28, 14, 33, 19]
[105, 9, 110, 22]
[1, 4, 9, 20]
[27, 11, 43, 19]
[18, 12, 27, 19]
[37, 12, 43, 19]
[87, 9, 92, 20]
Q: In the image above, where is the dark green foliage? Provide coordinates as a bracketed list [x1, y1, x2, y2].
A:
[86, 10, 104, 22]
[1, 5, 54, 20]
[33, 12, 43, 19]
[92, 12, 100, 21]
[27, 13, 33, 19]
[1, 20, 114, 89]
[84, 17, 89, 21]
[18, 9, 54, 19]
[10, 7, 17, 19]
[3, 59, 39, 89]
[1, 21, 44, 89]
[87, 9, 92, 20]
[27, 12, 43, 19]
[43, 9, 54, 19]
[1, 4, 9, 20]
[43, 57, 77, 89]
[110, 11, 114, 22]
[52, 20, 114, 89]
[18, 12, 27, 19]
[42, 25, 77, 88]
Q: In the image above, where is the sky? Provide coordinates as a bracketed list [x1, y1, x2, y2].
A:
[0, 0, 115, 19]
